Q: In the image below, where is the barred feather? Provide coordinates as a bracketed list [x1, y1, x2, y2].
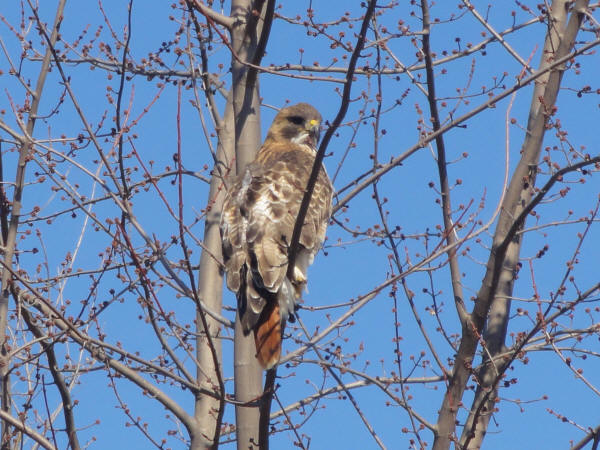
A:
[220, 103, 332, 369]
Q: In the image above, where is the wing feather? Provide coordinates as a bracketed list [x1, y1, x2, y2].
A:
[220, 141, 332, 342]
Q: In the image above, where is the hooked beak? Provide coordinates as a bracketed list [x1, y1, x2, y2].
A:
[306, 119, 321, 147]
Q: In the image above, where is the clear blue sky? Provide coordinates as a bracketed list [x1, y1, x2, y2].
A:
[1, 1, 599, 449]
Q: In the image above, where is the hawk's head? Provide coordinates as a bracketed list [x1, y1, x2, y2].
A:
[265, 103, 322, 149]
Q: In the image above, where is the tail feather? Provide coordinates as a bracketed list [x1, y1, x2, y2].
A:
[254, 300, 282, 369]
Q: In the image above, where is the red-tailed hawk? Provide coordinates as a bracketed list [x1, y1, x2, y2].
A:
[221, 103, 333, 369]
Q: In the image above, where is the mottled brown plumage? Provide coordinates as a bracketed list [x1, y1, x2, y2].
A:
[220, 103, 333, 369]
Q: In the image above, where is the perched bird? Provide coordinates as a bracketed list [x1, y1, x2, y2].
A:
[220, 103, 333, 369]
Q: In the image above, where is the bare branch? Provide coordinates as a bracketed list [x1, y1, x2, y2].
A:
[190, 0, 235, 29]
[0, 409, 56, 450]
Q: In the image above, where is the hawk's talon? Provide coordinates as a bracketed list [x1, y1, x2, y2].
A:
[292, 266, 307, 285]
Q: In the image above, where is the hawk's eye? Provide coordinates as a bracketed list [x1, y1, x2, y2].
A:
[288, 116, 304, 125]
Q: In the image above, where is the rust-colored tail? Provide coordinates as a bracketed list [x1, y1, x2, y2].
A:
[254, 300, 281, 369]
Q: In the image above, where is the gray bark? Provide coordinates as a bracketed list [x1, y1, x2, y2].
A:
[229, 1, 271, 448]
[193, 97, 235, 448]
[433, 1, 590, 449]
[459, 2, 589, 448]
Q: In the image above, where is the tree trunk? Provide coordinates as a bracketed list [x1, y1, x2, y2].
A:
[229, 1, 273, 448]
[193, 95, 235, 448]
[459, 2, 589, 448]
[433, 1, 589, 449]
